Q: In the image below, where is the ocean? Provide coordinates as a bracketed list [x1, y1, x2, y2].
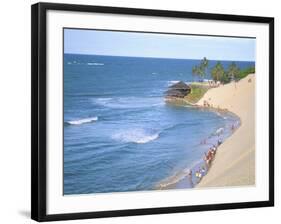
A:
[63, 54, 254, 195]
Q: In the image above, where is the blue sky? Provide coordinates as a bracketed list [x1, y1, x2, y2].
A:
[64, 29, 256, 61]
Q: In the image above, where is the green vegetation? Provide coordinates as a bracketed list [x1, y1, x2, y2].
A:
[184, 84, 209, 104]
[192, 58, 255, 84]
[192, 57, 209, 80]
[211, 62, 226, 83]
[237, 66, 255, 80]
[210, 63, 255, 84]
[227, 62, 240, 81]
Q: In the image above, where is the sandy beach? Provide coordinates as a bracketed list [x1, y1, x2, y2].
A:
[196, 74, 255, 187]
[62, 32, 257, 195]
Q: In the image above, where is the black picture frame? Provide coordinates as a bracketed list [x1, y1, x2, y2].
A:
[31, 2, 274, 222]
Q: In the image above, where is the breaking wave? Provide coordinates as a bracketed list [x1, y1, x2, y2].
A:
[65, 116, 98, 125]
[167, 80, 180, 86]
[87, 62, 104, 66]
[93, 97, 164, 109]
[112, 128, 159, 144]
[156, 159, 203, 189]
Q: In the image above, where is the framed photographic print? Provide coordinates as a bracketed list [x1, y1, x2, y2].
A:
[31, 2, 274, 222]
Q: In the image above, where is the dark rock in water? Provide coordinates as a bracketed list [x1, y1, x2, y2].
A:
[165, 81, 191, 98]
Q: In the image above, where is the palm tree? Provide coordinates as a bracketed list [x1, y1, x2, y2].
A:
[192, 66, 198, 81]
[227, 62, 240, 82]
[202, 57, 209, 70]
[227, 62, 240, 88]
[211, 62, 225, 83]
[191, 57, 209, 81]
[199, 57, 209, 80]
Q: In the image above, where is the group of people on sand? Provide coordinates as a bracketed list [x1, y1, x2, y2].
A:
[194, 166, 206, 183]
[203, 142, 220, 167]
[190, 139, 223, 185]
[188, 120, 239, 186]
[203, 100, 211, 107]
[187, 139, 222, 186]
[187, 167, 207, 187]
[208, 80, 221, 87]
[231, 121, 240, 132]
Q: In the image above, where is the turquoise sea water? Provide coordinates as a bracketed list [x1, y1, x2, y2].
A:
[63, 54, 254, 195]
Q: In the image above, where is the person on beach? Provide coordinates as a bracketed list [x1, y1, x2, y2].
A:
[187, 169, 194, 187]
[213, 145, 217, 154]
[200, 166, 206, 176]
[203, 152, 209, 166]
[204, 150, 213, 167]
[207, 149, 211, 157]
[231, 124, 235, 132]
[203, 100, 210, 107]
[210, 148, 215, 156]
[195, 170, 202, 183]
[210, 145, 217, 155]
[195, 170, 199, 178]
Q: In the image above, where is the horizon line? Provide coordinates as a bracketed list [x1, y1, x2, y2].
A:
[64, 53, 255, 62]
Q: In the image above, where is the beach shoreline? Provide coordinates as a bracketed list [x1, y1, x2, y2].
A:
[197, 74, 255, 188]
[196, 73, 255, 188]
[160, 74, 255, 190]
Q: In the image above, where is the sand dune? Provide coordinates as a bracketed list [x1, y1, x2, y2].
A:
[196, 74, 255, 187]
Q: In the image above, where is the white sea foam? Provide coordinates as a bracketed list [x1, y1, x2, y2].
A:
[67, 116, 98, 125]
[87, 62, 104, 66]
[157, 159, 202, 188]
[94, 97, 164, 109]
[167, 80, 180, 86]
[215, 127, 224, 135]
[216, 112, 228, 120]
[112, 128, 159, 144]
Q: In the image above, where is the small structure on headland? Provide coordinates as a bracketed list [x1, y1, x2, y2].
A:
[165, 81, 191, 98]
